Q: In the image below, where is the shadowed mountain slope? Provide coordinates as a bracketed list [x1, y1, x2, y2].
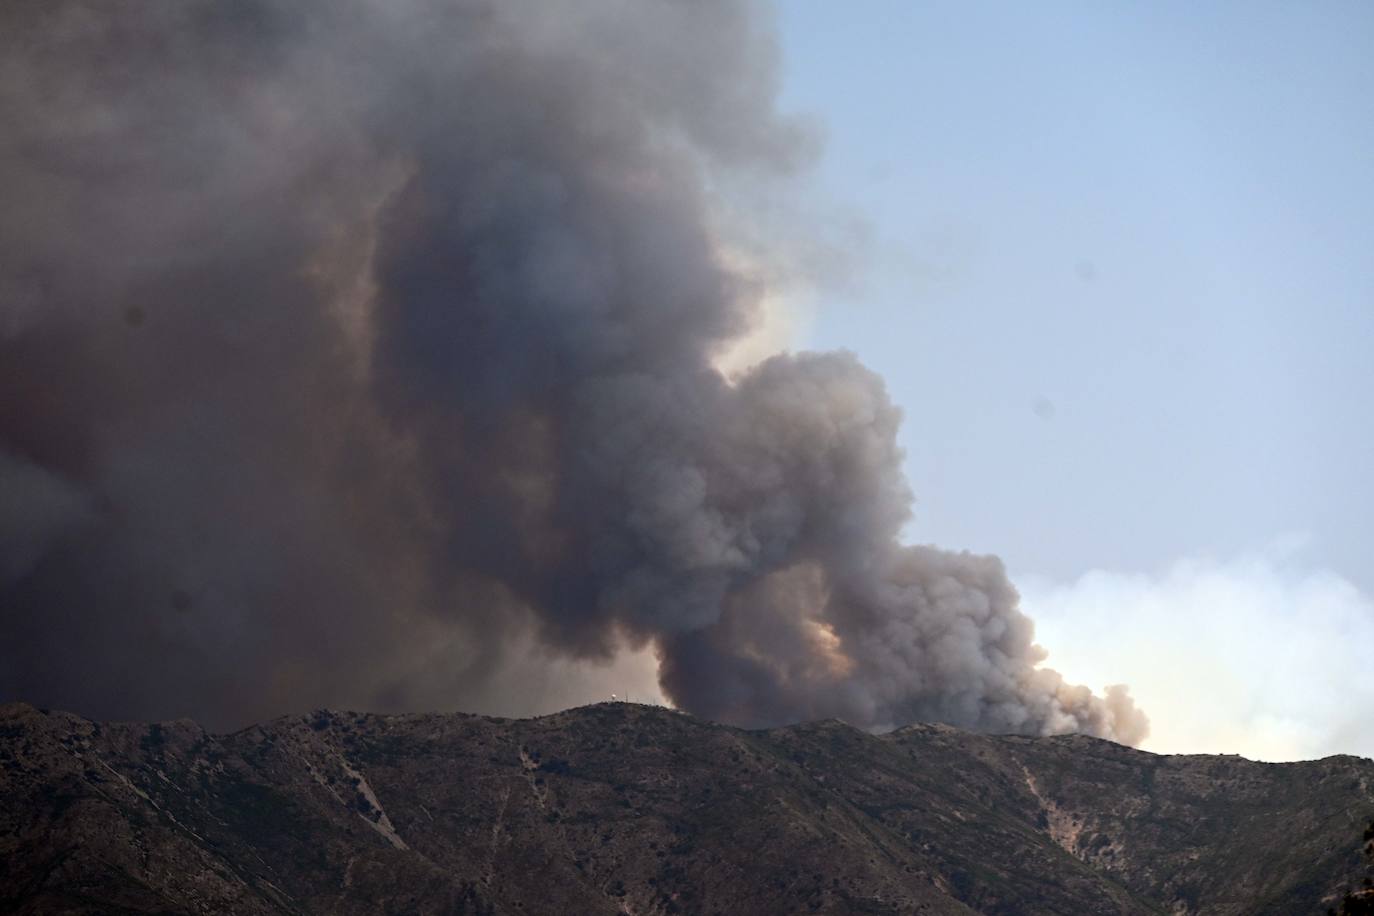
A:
[2, 701, 1371, 914]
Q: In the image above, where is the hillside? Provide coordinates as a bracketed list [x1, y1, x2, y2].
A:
[2, 701, 1371, 914]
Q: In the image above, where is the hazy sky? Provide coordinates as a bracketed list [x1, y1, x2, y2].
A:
[775, 2, 1374, 761]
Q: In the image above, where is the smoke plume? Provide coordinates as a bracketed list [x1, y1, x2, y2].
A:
[0, 0, 1146, 743]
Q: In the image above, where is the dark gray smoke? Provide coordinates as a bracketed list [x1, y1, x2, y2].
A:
[0, 0, 1147, 743]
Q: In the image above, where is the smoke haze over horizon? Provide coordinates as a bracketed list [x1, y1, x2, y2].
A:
[0, 0, 1145, 744]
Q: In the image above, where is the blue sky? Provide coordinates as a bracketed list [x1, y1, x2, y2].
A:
[773, 2, 1374, 759]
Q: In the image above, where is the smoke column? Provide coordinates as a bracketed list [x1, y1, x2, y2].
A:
[0, 0, 1146, 743]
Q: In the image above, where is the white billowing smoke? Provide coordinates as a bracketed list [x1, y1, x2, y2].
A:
[0, 0, 1145, 742]
[1022, 541, 1371, 761]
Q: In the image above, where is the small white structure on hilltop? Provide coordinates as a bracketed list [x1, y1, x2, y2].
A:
[609, 694, 617, 702]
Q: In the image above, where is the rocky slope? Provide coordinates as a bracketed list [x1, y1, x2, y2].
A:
[2, 701, 1371, 915]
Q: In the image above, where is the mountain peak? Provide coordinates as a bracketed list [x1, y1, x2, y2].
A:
[2, 704, 1371, 913]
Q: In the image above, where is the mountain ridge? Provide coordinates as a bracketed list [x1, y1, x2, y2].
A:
[2, 700, 1371, 914]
